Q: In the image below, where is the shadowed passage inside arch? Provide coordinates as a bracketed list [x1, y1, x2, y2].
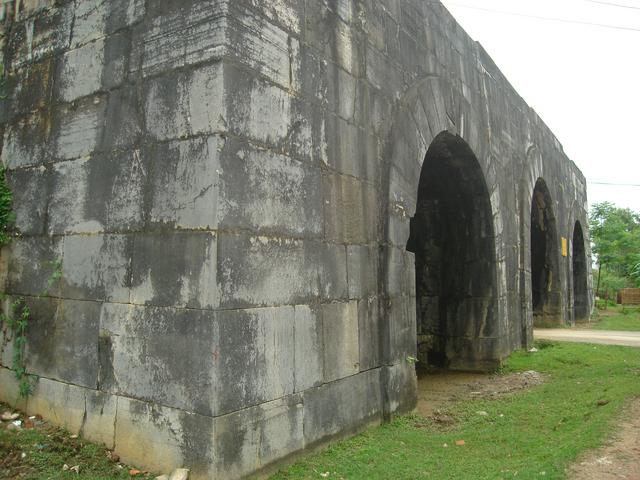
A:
[407, 132, 497, 371]
[530, 179, 562, 326]
[572, 221, 589, 322]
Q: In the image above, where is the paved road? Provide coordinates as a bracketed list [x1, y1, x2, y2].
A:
[534, 329, 640, 348]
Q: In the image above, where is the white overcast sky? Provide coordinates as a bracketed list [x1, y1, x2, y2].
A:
[439, 0, 640, 213]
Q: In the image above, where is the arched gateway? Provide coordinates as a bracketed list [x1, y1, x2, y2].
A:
[529, 178, 562, 327]
[572, 221, 589, 322]
[407, 132, 497, 370]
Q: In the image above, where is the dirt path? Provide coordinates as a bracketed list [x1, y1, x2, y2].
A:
[416, 369, 545, 417]
[567, 398, 640, 480]
[534, 329, 640, 348]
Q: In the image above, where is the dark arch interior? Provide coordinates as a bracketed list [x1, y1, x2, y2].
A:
[407, 132, 496, 370]
[572, 221, 589, 321]
[530, 179, 561, 326]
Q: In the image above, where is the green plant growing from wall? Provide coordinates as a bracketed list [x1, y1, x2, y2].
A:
[44, 258, 63, 295]
[0, 61, 35, 398]
[0, 167, 14, 248]
[0, 297, 33, 397]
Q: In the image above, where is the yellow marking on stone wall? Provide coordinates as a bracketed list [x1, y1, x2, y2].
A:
[562, 237, 568, 257]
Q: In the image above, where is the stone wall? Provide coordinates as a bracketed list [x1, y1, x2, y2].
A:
[0, 0, 592, 478]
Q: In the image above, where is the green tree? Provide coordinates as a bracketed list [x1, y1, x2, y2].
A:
[589, 202, 640, 296]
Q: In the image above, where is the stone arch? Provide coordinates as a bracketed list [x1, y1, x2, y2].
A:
[379, 75, 504, 379]
[571, 221, 589, 322]
[519, 147, 549, 342]
[406, 131, 498, 370]
[528, 178, 562, 326]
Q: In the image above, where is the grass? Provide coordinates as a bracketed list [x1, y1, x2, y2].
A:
[272, 341, 640, 480]
[0, 413, 153, 479]
[589, 306, 640, 331]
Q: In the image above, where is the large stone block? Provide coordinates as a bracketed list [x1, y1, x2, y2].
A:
[56, 39, 105, 103]
[4, 166, 48, 235]
[386, 247, 416, 297]
[101, 303, 295, 417]
[444, 296, 496, 339]
[101, 31, 131, 90]
[388, 211, 411, 248]
[1, 110, 52, 168]
[102, 87, 143, 149]
[384, 362, 418, 415]
[444, 336, 505, 372]
[303, 4, 364, 76]
[99, 303, 217, 416]
[325, 63, 357, 123]
[319, 243, 350, 301]
[236, 0, 302, 34]
[0, 367, 27, 411]
[71, 0, 145, 48]
[25, 378, 117, 448]
[322, 301, 359, 382]
[303, 369, 383, 445]
[387, 295, 417, 365]
[147, 136, 220, 230]
[358, 297, 381, 371]
[3, 0, 53, 22]
[3, 57, 54, 120]
[218, 137, 323, 237]
[6, 3, 73, 69]
[365, 42, 402, 96]
[214, 307, 295, 415]
[144, 63, 224, 141]
[83, 390, 119, 448]
[226, 2, 299, 91]
[114, 396, 214, 477]
[293, 305, 323, 392]
[217, 234, 347, 308]
[54, 94, 107, 161]
[130, 232, 218, 309]
[223, 62, 312, 160]
[347, 245, 379, 299]
[324, 114, 379, 181]
[26, 298, 100, 388]
[60, 234, 132, 303]
[0, 298, 17, 368]
[138, 0, 226, 77]
[213, 395, 304, 478]
[48, 150, 146, 234]
[324, 173, 378, 245]
[27, 376, 87, 434]
[5, 236, 63, 296]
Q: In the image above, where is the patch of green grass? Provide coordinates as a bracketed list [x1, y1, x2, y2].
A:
[272, 342, 640, 480]
[591, 307, 640, 331]
[0, 413, 152, 479]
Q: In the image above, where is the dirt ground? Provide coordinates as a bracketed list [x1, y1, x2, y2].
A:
[566, 398, 640, 480]
[534, 329, 640, 348]
[416, 370, 640, 479]
[416, 369, 546, 417]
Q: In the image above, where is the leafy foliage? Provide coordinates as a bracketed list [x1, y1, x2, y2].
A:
[0, 297, 33, 397]
[0, 61, 31, 397]
[0, 166, 15, 247]
[0, 63, 13, 246]
[632, 261, 640, 285]
[589, 202, 640, 292]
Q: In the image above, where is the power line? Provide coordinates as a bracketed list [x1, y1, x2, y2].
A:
[438, 2, 640, 32]
[584, 0, 640, 11]
[588, 181, 640, 187]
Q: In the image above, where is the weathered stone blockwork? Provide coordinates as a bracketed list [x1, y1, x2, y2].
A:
[0, 0, 591, 478]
